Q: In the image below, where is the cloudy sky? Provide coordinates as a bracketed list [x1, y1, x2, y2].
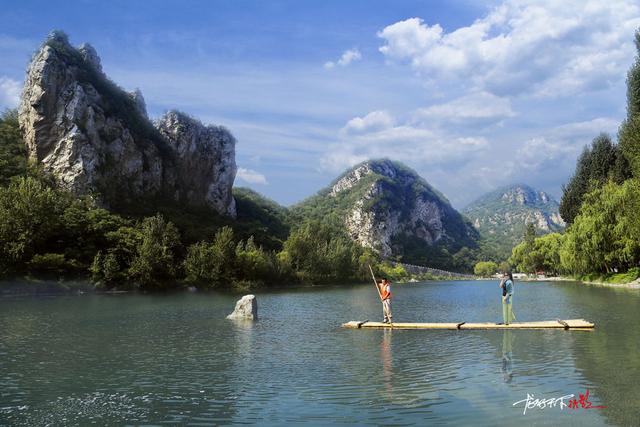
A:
[1, 0, 639, 208]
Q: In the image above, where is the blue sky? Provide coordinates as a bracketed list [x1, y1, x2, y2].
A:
[1, 0, 639, 207]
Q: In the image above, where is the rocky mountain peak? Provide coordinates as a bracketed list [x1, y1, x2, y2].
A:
[500, 184, 551, 206]
[463, 184, 565, 258]
[330, 159, 412, 196]
[298, 159, 478, 262]
[18, 32, 237, 216]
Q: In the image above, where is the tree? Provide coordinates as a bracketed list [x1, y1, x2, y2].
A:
[210, 226, 237, 285]
[235, 236, 280, 285]
[0, 176, 67, 273]
[560, 180, 640, 274]
[279, 220, 362, 283]
[183, 241, 218, 286]
[560, 134, 630, 224]
[474, 261, 498, 277]
[531, 233, 565, 276]
[129, 214, 181, 288]
[0, 109, 27, 186]
[620, 29, 640, 177]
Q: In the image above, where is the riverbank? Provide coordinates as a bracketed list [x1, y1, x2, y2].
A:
[518, 275, 640, 289]
[476, 274, 640, 289]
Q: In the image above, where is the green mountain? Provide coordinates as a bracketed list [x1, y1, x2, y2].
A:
[291, 159, 480, 271]
[233, 187, 291, 250]
[463, 184, 565, 260]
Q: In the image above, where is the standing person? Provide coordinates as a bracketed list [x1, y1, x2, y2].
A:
[379, 278, 393, 323]
[499, 271, 516, 325]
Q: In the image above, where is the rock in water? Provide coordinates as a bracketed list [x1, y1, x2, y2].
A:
[226, 295, 258, 320]
[18, 31, 236, 216]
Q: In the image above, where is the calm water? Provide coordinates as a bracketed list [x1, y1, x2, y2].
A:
[1, 280, 639, 426]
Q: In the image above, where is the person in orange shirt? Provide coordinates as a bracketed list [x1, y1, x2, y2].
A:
[378, 278, 392, 323]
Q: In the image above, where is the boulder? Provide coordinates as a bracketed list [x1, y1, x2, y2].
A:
[226, 294, 258, 320]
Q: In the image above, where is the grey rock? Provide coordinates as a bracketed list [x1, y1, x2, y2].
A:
[333, 160, 474, 258]
[226, 294, 258, 320]
[18, 33, 236, 217]
[156, 111, 237, 216]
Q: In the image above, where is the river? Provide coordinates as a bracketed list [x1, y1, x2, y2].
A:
[1, 280, 639, 426]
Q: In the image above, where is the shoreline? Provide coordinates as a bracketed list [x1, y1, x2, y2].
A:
[478, 275, 640, 289]
[518, 276, 640, 289]
[4, 274, 639, 298]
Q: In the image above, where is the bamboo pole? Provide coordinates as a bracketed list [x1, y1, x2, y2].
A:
[368, 264, 383, 301]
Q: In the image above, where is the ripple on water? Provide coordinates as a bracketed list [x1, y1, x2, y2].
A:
[0, 282, 635, 425]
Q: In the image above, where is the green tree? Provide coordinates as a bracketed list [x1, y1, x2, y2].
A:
[0, 176, 67, 273]
[620, 29, 640, 177]
[498, 261, 511, 274]
[560, 134, 630, 224]
[235, 236, 279, 285]
[129, 214, 181, 288]
[210, 226, 237, 285]
[0, 109, 27, 185]
[184, 242, 214, 285]
[474, 261, 498, 277]
[509, 224, 546, 274]
[279, 220, 362, 283]
[183, 226, 240, 288]
[531, 233, 565, 275]
[560, 180, 640, 274]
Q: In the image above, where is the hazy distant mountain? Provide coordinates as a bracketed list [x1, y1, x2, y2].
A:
[463, 184, 565, 259]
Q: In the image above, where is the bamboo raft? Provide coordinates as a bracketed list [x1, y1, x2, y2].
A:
[342, 318, 595, 330]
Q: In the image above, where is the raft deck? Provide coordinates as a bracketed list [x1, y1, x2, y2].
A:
[342, 318, 594, 330]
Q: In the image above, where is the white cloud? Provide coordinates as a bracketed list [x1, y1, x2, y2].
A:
[322, 110, 489, 173]
[324, 48, 362, 69]
[414, 91, 515, 123]
[516, 117, 619, 169]
[341, 110, 394, 134]
[0, 76, 21, 110]
[378, 1, 640, 97]
[236, 167, 267, 185]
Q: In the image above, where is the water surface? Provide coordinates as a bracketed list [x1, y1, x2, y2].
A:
[1, 280, 639, 426]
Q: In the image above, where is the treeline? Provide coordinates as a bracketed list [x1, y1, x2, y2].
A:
[509, 30, 640, 280]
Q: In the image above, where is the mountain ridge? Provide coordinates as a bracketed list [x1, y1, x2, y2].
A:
[463, 183, 565, 259]
[291, 159, 480, 270]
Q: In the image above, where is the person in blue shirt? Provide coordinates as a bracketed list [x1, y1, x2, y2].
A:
[499, 271, 516, 325]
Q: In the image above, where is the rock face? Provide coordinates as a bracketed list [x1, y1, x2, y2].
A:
[156, 111, 236, 215]
[19, 31, 236, 216]
[226, 294, 258, 320]
[463, 184, 565, 258]
[294, 159, 479, 262]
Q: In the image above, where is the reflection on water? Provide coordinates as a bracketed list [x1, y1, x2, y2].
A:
[380, 329, 393, 398]
[501, 330, 513, 384]
[0, 281, 638, 425]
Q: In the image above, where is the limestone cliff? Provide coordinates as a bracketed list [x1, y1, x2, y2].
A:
[463, 184, 565, 258]
[293, 160, 479, 263]
[19, 31, 236, 216]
